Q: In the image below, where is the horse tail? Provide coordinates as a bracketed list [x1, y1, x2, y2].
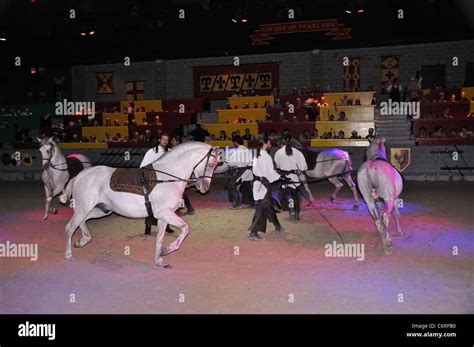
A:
[59, 177, 76, 204]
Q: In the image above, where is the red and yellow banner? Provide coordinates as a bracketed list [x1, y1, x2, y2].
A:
[251, 19, 351, 45]
[96, 72, 113, 94]
[193, 63, 279, 100]
[381, 56, 400, 90]
[343, 58, 361, 91]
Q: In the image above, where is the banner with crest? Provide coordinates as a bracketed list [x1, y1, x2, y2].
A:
[193, 63, 279, 100]
[96, 72, 114, 94]
[342, 57, 360, 91]
[381, 56, 400, 90]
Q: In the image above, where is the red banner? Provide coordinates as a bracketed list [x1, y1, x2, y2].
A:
[251, 19, 351, 45]
[193, 63, 279, 100]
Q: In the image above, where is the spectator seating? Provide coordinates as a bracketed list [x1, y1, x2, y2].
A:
[316, 121, 375, 138]
[268, 108, 308, 121]
[277, 94, 323, 106]
[258, 122, 316, 135]
[162, 98, 204, 112]
[204, 140, 239, 147]
[82, 126, 129, 142]
[416, 138, 474, 145]
[217, 109, 267, 123]
[120, 100, 162, 112]
[59, 142, 107, 149]
[310, 139, 370, 147]
[228, 96, 274, 108]
[204, 123, 259, 138]
[146, 112, 193, 126]
[420, 102, 470, 119]
[413, 119, 473, 136]
[322, 92, 375, 106]
[319, 105, 375, 121]
[462, 87, 474, 101]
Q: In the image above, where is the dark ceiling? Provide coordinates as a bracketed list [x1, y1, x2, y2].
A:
[0, 0, 473, 68]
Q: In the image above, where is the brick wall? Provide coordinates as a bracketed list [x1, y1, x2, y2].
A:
[163, 51, 314, 99]
[317, 40, 474, 92]
[71, 61, 164, 102]
[71, 40, 474, 102]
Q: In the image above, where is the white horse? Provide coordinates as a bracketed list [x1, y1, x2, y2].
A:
[301, 148, 359, 209]
[216, 147, 359, 209]
[38, 137, 92, 222]
[59, 141, 221, 268]
[357, 138, 404, 254]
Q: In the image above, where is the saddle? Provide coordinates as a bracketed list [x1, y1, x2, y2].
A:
[110, 164, 157, 196]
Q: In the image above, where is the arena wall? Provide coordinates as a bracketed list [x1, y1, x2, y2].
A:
[2, 146, 473, 182]
[71, 40, 474, 102]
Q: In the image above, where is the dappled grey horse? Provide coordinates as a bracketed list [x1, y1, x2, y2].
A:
[38, 137, 92, 222]
[357, 138, 404, 254]
[301, 148, 359, 209]
[59, 142, 221, 268]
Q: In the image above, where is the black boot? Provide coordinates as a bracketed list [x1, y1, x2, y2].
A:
[231, 191, 242, 209]
[248, 230, 263, 241]
[144, 224, 152, 236]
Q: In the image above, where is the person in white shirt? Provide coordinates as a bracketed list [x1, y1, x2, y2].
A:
[140, 133, 169, 236]
[248, 138, 284, 240]
[274, 134, 308, 221]
[227, 135, 254, 208]
[140, 133, 196, 236]
[140, 133, 169, 168]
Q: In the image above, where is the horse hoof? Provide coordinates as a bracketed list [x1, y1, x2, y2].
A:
[74, 238, 90, 248]
[40, 217, 47, 223]
[156, 258, 171, 268]
[384, 245, 393, 255]
[66, 255, 75, 262]
[352, 205, 359, 211]
[330, 197, 336, 203]
[52, 208, 58, 214]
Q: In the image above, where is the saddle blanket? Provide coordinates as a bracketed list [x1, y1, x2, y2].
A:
[110, 164, 157, 196]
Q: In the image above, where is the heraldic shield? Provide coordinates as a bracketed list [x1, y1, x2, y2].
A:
[390, 148, 411, 172]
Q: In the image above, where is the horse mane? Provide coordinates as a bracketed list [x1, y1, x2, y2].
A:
[157, 141, 211, 163]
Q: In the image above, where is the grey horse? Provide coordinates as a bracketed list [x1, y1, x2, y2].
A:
[38, 137, 92, 222]
[357, 138, 404, 254]
[301, 148, 359, 209]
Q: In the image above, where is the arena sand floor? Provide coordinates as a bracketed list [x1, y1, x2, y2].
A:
[0, 178, 472, 314]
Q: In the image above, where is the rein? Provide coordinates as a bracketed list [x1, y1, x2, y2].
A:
[142, 148, 218, 184]
[42, 144, 69, 172]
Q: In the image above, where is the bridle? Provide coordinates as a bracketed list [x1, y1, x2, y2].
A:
[190, 147, 219, 181]
[41, 142, 68, 172]
[143, 147, 220, 184]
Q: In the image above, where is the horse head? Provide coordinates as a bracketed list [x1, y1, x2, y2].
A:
[193, 146, 222, 194]
[366, 137, 387, 161]
[37, 137, 57, 169]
